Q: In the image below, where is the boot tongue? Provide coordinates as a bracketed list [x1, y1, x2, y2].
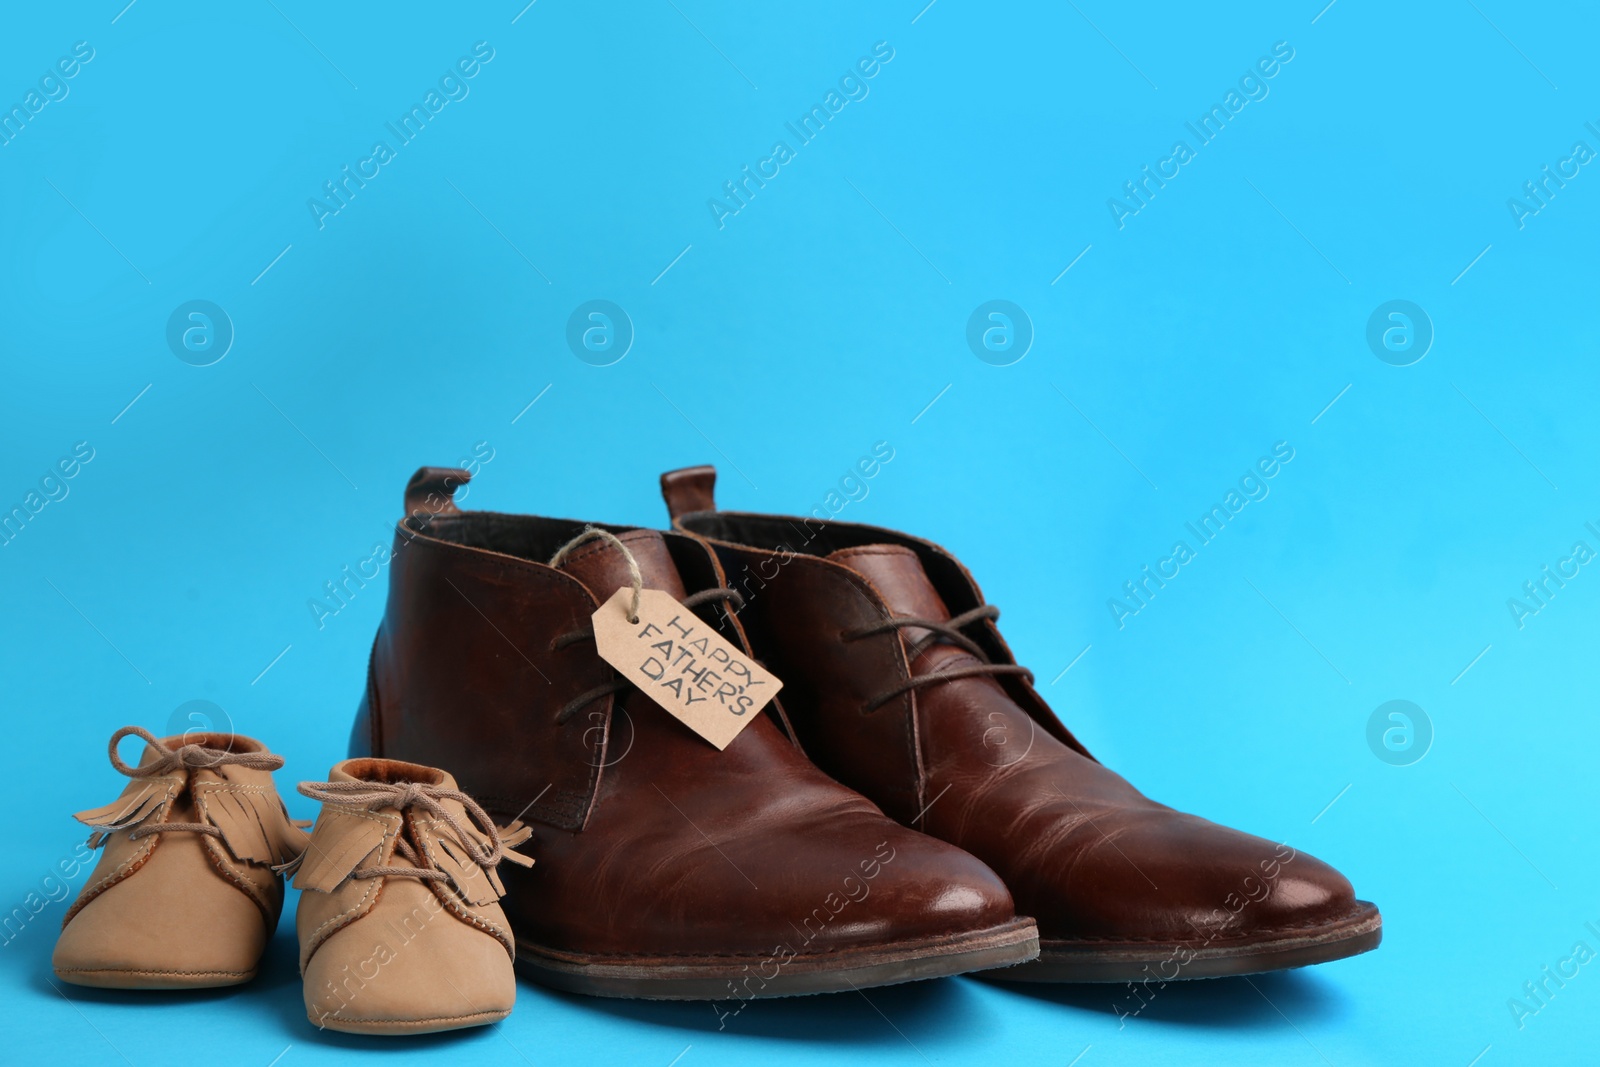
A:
[827, 544, 952, 622]
[555, 528, 688, 604]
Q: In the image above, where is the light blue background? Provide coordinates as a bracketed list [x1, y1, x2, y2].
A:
[2, 1, 1595, 1064]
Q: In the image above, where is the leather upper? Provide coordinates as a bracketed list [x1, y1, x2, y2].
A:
[357, 468, 1019, 961]
[664, 468, 1365, 947]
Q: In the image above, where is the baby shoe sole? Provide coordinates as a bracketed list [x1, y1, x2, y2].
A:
[309, 1008, 511, 1035]
[53, 966, 256, 990]
[986, 900, 1381, 983]
[514, 916, 1039, 1000]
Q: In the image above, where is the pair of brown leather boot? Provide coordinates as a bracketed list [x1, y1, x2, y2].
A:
[54, 727, 531, 1035]
[352, 465, 1380, 1003]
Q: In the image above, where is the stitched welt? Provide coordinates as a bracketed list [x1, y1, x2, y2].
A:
[713, 840, 897, 1026]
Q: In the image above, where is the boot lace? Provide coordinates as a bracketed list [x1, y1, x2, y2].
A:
[841, 604, 1034, 712]
[548, 587, 746, 724]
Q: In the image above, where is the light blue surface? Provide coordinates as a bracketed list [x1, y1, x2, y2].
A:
[2, 2, 1595, 1064]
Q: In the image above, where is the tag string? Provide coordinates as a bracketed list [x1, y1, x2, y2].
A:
[548, 526, 643, 623]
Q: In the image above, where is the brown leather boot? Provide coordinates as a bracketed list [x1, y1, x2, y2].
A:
[53, 727, 307, 988]
[661, 465, 1382, 982]
[348, 467, 1037, 1000]
[293, 758, 532, 1034]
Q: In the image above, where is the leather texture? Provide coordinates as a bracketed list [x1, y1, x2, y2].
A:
[663, 469, 1377, 955]
[356, 467, 1024, 976]
[53, 732, 305, 989]
[296, 759, 521, 1035]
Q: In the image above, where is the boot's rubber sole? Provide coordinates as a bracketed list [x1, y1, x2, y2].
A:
[986, 900, 1381, 983]
[515, 916, 1039, 1000]
[52, 966, 256, 990]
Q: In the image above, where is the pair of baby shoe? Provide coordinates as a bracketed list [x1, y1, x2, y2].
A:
[51, 726, 532, 1036]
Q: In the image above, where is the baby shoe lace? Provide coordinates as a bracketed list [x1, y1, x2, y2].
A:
[103, 725, 285, 842]
[294, 779, 529, 882]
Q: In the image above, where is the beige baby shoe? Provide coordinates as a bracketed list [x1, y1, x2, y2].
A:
[291, 758, 533, 1035]
[53, 726, 308, 988]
